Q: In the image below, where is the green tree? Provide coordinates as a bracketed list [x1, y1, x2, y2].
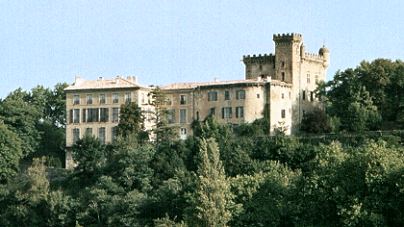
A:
[300, 108, 331, 133]
[0, 122, 23, 183]
[149, 87, 177, 143]
[0, 88, 42, 156]
[71, 135, 108, 186]
[117, 102, 148, 140]
[185, 138, 232, 227]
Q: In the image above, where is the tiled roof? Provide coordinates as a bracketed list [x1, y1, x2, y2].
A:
[65, 76, 145, 91]
[161, 79, 268, 90]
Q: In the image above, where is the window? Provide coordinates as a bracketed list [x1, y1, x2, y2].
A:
[72, 128, 80, 144]
[167, 109, 176, 124]
[224, 90, 230, 100]
[112, 108, 120, 123]
[180, 128, 187, 140]
[73, 94, 80, 105]
[82, 109, 87, 122]
[85, 128, 93, 136]
[112, 93, 119, 103]
[209, 108, 216, 116]
[302, 90, 306, 100]
[281, 109, 286, 118]
[99, 94, 106, 104]
[73, 109, 80, 123]
[281, 93, 284, 99]
[259, 64, 263, 71]
[196, 111, 200, 120]
[100, 108, 109, 122]
[98, 127, 106, 144]
[236, 90, 246, 100]
[87, 94, 93, 104]
[87, 108, 99, 122]
[111, 127, 118, 142]
[310, 91, 314, 102]
[180, 95, 187, 105]
[281, 72, 285, 81]
[307, 74, 311, 84]
[257, 93, 260, 99]
[236, 106, 244, 118]
[125, 92, 131, 103]
[208, 91, 218, 101]
[141, 93, 145, 104]
[222, 107, 232, 119]
[180, 109, 187, 123]
[281, 61, 285, 68]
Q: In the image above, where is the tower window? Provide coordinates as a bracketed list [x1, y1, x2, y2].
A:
[281, 93, 284, 99]
[281, 109, 286, 118]
[307, 74, 311, 84]
[281, 61, 285, 68]
[310, 91, 314, 102]
[302, 91, 306, 100]
[281, 72, 285, 81]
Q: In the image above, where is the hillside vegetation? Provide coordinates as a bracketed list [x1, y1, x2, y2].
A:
[0, 59, 403, 226]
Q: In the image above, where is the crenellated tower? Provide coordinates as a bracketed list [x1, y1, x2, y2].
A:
[272, 33, 303, 84]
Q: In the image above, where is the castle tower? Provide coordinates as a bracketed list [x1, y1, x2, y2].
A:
[272, 33, 303, 84]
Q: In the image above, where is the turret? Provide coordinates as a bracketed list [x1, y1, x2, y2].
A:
[319, 45, 330, 67]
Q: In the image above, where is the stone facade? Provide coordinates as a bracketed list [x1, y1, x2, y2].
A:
[64, 33, 329, 168]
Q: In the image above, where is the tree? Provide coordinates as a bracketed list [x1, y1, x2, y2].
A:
[300, 108, 332, 133]
[71, 135, 108, 185]
[185, 138, 232, 226]
[149, 87, 177, 143]
[0, 122, 23, 184]
[117, 102, 148, 141]
[0, 88, 42, 156]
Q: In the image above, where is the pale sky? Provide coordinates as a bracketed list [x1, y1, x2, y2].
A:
[1, 0, 403, 98]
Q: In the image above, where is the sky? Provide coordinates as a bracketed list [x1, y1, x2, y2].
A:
[1, 0, 403, 98]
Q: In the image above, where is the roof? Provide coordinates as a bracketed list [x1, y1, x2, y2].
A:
[161, 79, 269, 90]
[65, 76, 147, 91]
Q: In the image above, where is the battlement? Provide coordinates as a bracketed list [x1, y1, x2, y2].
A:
[242, 53, 275, 64]
[273, 33, 302, 43]
[304, 52, 323, 60]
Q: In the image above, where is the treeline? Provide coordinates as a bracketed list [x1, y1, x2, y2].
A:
[0, 58, 403, 226]
[302, 59, 404, 133]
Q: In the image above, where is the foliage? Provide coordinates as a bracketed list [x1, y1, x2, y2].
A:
[300, 108, 332, 133]
[185, 138, 233, 227]
[117, 102, 148, 141]
[0, 123, 23, 183]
